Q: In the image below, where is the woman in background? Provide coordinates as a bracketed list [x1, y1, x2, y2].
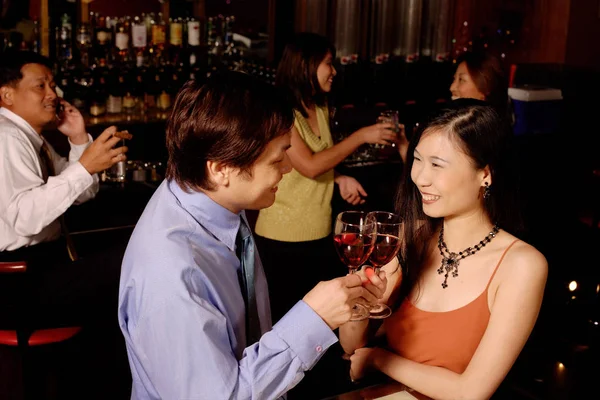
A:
[397, 51, 509, 163]
[340, 100, 547, 400]
[254, 32, 397, 322]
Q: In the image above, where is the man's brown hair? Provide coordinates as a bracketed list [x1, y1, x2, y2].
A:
[166, 71, 294, 191]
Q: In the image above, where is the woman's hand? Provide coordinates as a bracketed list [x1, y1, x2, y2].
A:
[335, 175, 367, 205]
[350, 347, 379, 381]
[396, 124, 409, 163]
[356, 122, 398, 146]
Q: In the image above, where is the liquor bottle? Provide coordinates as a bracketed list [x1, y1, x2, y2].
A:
[32, 19, 41, 53]
[115, 17, 131, 66]
[223, 16, 234, 48]
[207, 17, 216, 49]
[57, 14, 73, 66]
[132, 68, 146, 112]
[89, 73, 107, 117]
[94, 15, 111, 66]
[150, 13, 166, 65]
[169, 17, 184, 65]
[156, 65, 171, 111]
[132, 16, 148, 68]
[144, 66, 159, 110]
[70, 67, 91, 111]
[187, 17, 201, 68]
[76, 24, 93, 68]
[56, 66, 72, 102]
[107, 68, 124, 114]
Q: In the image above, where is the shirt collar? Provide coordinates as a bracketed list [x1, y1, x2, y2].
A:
[0, 107, 44, 152]
[168, 179, 241, 252]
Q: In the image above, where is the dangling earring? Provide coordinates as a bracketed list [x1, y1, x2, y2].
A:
[483, 182, 491, 199]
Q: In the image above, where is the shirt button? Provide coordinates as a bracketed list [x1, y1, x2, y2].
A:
[315, 345, 323, 353]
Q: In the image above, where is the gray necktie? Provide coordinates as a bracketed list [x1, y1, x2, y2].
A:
[236, 216, 261, 345]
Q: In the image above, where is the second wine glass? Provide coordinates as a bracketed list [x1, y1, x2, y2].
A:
[366, 211, 402, 319]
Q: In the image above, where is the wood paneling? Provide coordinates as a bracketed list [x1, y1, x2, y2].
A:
[566, 0, 600, 68]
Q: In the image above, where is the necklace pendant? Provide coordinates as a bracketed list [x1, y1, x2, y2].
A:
[437, 224, 500, 289]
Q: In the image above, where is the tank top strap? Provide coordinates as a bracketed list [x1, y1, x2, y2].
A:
[485, 239, 520, 291]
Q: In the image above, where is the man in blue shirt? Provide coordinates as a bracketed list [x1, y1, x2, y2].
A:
[118, 72, 386, 399]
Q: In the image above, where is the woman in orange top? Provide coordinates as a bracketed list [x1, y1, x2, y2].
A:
[340, 99, 547, 400]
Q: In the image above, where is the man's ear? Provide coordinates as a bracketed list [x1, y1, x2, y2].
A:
[206, 160, 232, 187]
[0, 86, 14, 106]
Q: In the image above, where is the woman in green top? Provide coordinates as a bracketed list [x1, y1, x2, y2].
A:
[255, 32, 397, 322]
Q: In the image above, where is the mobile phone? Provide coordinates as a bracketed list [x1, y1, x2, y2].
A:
[55, 102, 64, 119]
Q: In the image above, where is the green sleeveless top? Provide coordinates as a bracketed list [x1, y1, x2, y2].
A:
[255, 106, 335, 242]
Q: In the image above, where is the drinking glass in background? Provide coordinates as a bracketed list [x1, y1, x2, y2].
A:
[365, 211, 402, 319]
[105, 137, 127, 183]
[333, 211, 377, 322]
[376, 110, 399, 148]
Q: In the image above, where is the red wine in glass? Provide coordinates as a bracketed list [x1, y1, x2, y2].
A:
[333, 233, 374, 271]
[366, 211, 402, 319]
[370, 234, 400, 266]
[333, 211, 376, 323]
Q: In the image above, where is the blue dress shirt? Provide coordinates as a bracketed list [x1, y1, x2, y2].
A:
[118, 180, 337, 399]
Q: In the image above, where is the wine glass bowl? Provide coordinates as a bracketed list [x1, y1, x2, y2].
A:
[333, 211, 377, 321]
[365, 211, 402, 319]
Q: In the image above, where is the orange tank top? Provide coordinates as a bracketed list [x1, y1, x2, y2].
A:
[384, 240, 519, 374]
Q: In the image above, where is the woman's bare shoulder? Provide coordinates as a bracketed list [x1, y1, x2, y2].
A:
[499, 233, 548, 282]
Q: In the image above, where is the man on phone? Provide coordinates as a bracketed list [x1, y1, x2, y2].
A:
[0, 51, 127, 329]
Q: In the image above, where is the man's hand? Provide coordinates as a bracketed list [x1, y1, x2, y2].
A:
[56, 99, 88, 144]
[79, 126, 129, 175]
[303, 271, 386, 330]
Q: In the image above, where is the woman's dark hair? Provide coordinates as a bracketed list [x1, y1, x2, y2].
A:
[275, 32, 336, 117]
[166, 71, 294, 192]
[456, 51, 509, 116]
[394, 98, 522, 307]
[0, 50, 54, 89]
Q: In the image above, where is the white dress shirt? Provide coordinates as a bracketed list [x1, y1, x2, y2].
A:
[0, 107, 98, 251]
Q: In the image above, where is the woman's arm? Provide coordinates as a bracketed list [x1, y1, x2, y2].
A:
[287, 123, 396, 179]
[351, 244, 548, 400]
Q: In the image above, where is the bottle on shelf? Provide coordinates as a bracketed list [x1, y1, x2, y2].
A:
[187, 16, 202, 68]
[132, 15, 148, 68]
[115, 17, 132, 67]
[107, 69, 124, 114]
[76, 23, 93, 68]
[32, 19, 41, 53]
[94, 15, 111, 66]
[89, 73, 107, 117]
[168, 17, 183, 65]
[71, 67, 92, 111]
[150, 13, 166, 65]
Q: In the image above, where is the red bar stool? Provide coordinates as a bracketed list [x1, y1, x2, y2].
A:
[0, 261, 82, 399]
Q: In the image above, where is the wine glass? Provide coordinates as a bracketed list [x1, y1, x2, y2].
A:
[333, 211, 377, 322]
[365, 211, 402, 319]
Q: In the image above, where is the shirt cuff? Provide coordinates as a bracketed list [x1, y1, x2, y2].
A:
[273, 301, 338, 370]
[68, 133, 93, 157]
[61, 161, 95, 189]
